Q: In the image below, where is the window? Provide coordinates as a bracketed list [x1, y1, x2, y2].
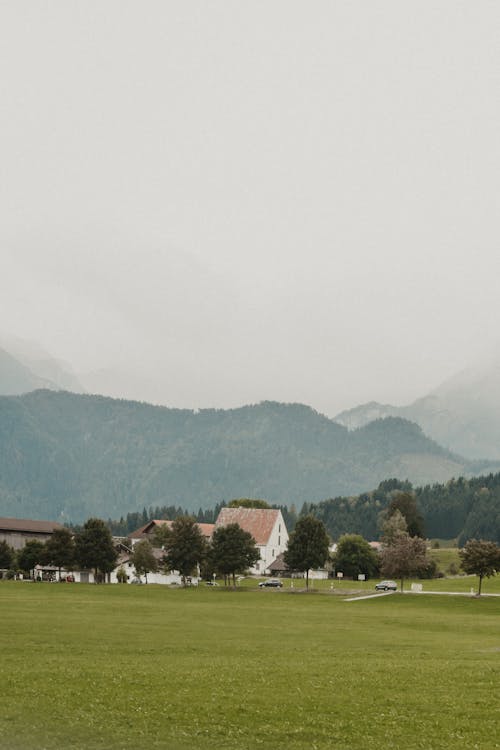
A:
[278, 536, 280, 546]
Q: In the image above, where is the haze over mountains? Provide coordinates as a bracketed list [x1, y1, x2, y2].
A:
[335, 359, 500, 461]
[2, 338, 500, 461]
[0, 336, 84, 395]
[0, 389, 497, 524]
[2, 338, 500, 524]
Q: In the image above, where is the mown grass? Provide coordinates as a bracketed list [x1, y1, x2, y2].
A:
[1, 581, 500, 750]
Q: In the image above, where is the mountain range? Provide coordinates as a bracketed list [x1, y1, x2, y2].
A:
[3, 337, 500, 462]
[335, 360, 500, 460]
[0, 389, 496, 523]
[0, 336, 84, 395]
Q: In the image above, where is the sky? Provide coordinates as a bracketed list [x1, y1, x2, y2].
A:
[1, 2, 499, 417]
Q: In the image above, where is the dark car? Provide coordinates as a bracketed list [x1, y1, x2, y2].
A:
[259, 579, 283, 588]
[375, 580, 397, 591]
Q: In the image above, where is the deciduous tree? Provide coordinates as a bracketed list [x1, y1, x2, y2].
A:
[381, 510, 408, 546]
[17, 540, 45, 577]
[379, 534, 429, 593]
[209, 523, 260, 585]
[44, 528, 75, 579]
[161, 516, 207, 585]
[131, 539, 158, 583]
[0, 540, 15, 571]
[228, 499, 271, 509]
[385, 492, 425, 538]
[459, 539, 500, 595]
[333, 534, 379, 579]
[284, 515, 330, 589]
[74, 518, 118, 582]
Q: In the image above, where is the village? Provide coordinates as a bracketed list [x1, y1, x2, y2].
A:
[0, 506, 335, 585]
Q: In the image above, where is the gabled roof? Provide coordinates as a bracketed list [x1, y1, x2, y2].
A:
[215, 508, 280, 545]
[268, 552, 289, 572]
[0, 517, 64, 534]
[129, 519, 215, 540]
[129, 520, 172, 539]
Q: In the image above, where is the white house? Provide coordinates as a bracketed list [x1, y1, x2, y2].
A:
[214, 507, 288, 575]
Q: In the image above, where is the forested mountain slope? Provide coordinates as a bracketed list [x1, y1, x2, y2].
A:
[307, 473, 500, 544]
[0, 390, 494, 523]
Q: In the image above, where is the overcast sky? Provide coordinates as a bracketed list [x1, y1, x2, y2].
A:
[1, 2, 499, 416]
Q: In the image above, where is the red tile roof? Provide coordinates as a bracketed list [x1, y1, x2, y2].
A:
[215, 508, 280, 545]
[129, 519, 214, 540]
[196, 523, 215, 540]
[0, 517, 64, 534]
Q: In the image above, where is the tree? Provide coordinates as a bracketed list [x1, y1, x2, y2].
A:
[385, 492, 425, 538]
[74, 518, 118, 582]
[381, 510, 408, 546]
[459, 539, 500, 595]
[379, 534, 429, 593]
[44, 528, 75, 579]
[284, 515, 330, 589]
[161, 516, 207, 585]
[228, 498, 271, 509]
[0, 540, 15, 570]
[131, 539, 158, 583]
[333, 534, 379, 579]
[17, 540, 45, 577]
[209, 523, 260, 585]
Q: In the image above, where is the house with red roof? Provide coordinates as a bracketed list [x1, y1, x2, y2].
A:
[214, 507, 288, 575]
[129, 519, 215, 546]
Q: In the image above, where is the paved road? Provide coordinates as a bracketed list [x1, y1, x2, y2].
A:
[345, 590, 500, 601]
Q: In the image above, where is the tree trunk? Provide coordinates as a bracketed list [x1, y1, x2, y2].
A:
[306, 570, 309, 590]
[478, 575, 483, 596]
[400, 578, 404, 593]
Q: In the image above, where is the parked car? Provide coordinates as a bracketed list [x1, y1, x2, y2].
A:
[205, 581, 219, 586]
[259, 579, 283, 588]
[375, 580, 397, 591]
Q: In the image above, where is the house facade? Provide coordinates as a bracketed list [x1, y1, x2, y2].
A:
[0, 517, 64, 551]
[214, 507, 288, 575]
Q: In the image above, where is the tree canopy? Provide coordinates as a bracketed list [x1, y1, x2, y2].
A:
[44, 527, 75, 577]
[333, 534, 379, 579]
[209, 523, 260, 585]
[284, 515, 330, 589]
[228, 498, 271, 509]
[379, 534, 429, 593]
[161, 516, 207, 584]
[385, 492, 425, 538]
[131, 539, 158, 583]
[459, 539, 500, 595]
[0, 540, 15, 570]
[74, 518, 118, 582]
[17, 540, 45, 574]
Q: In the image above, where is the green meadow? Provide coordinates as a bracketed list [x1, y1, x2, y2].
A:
[1, 582, 500, 750]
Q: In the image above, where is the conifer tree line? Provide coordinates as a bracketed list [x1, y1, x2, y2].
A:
[103, 471, 500, 546]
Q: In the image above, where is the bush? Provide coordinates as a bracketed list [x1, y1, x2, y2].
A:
[447, 562, 459, 576]
[419, 558, 440, 579]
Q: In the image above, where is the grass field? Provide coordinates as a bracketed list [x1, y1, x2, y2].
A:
[1, 581, 500, 750]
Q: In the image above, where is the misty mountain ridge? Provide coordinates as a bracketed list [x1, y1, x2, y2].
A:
[0, 336, 84, 395]
[0, 390, 496, 524]
[3, 336, 500, 462]
[334, 358, 500, 461]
